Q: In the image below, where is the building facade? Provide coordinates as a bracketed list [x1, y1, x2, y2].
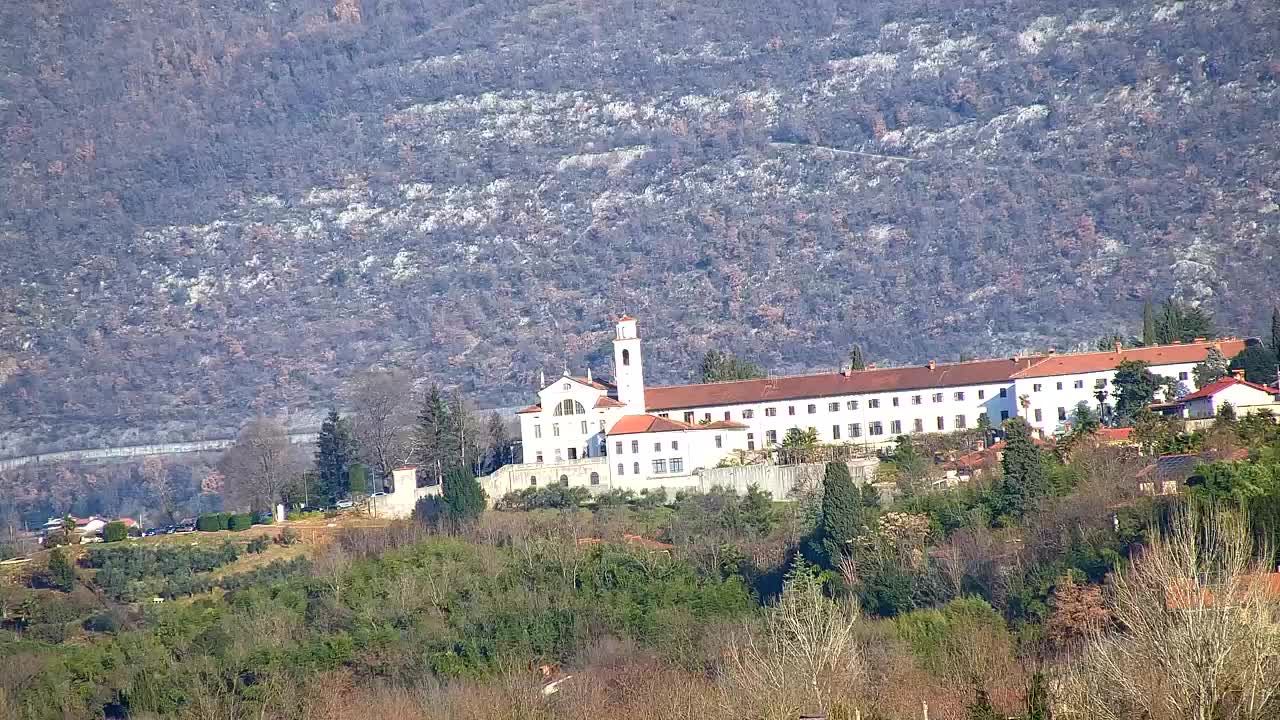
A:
[506, 317, 1250, 496]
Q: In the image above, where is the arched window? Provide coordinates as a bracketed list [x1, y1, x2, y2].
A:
[553, 399, 586, 416]
[616, 464, 624, 476]
[590, 472, 600, 486]
[530, 476, 537, 486]
[559, 475, 569, 486]
[622, 349, 631, 366]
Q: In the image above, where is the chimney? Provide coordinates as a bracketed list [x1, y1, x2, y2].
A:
[1047, 347, 1056, 355]
[1172, 340, 1182, 345]
[587, 367, 593, 383]
[927, 360, 937, 371]
[1232, 369, 1246, 381]
[1114, 340, 1122, 354]
[539, 370, 546, 387]
[1011, 355, 1019, 362]
[1193, 337, 1205, 342]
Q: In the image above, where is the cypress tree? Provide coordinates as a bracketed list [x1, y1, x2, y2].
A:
[441, 467, 486, 524]
[46, 547, 75, 592]
[1142, 298, 1156, 346]
[415, 385, 452, 483]
[314, 409, 356, 503]
[849, 344, 866, 371]
[819, 461, 861, 566]
[1271, 306, 1280, 357]
[995, 418, 1045, 520]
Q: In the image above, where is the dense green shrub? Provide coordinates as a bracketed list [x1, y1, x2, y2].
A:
[83, 611, 121, 633]
[276, 527, 301, 546]
[83, 542, 239, 601]
[196, 513, 230, 532]
[498, 485, 591, 511]
[45, 548, 75, 592]
[246, 535, 270, 554]
[103, 521, 128, 543]
[228, 514, 253, 532]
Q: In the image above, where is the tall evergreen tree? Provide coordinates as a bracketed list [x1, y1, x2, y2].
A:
[1271, 306, 1280, 356]
[314, 409, 356, 503]
[414, 385, 453, 484]
[1229, 345, 1279, 385]
[818, 461, 860, 566]
[700, 350, 765, 383]
[994, 418, 1045, 520]
[848, 344, 866, 371]
[484, 411, 510, 473]
[46, 547, 75, 592]
[1141, 298, 1156, 346]
[1154, 297, 1215, 344]
[441, 467, 486, 524]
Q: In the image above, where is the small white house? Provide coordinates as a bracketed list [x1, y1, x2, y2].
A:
[1175, 373, 1280, 419]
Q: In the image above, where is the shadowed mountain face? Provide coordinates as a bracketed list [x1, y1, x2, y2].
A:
[2, 0, 1277, 451]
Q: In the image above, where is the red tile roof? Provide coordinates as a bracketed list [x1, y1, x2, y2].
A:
[1179, 376, 1278, 402]
[1096, 427, 1134, 442]
[593, 396, 627, 409]
[608, 414, 698, 434]
[644, 357, 1044, 411]
[1011, 340, 1247, 379]
[700, 420, 748, 430]
[516, 404, 542, 414]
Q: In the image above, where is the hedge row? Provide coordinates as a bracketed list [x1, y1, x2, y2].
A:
[195, 513, 257, 532]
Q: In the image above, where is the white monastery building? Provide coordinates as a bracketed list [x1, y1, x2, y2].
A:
[484, 316, 1250, 498]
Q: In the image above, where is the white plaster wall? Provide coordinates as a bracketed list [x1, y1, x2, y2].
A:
[1014, 362, 1199, 435]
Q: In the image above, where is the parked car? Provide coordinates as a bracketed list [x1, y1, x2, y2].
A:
[370, 492, 386, 498]
[335, 499, 355, 509]
[142, 528, 158, 537]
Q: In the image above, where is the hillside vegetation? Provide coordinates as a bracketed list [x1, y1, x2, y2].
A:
[2, 0, 1278, 449]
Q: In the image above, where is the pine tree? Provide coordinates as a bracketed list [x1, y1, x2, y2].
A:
[818, 461, 861, 567]
[414, 385, 452, 483]
[994, 418, 1045, 520]
[700, 350, 765, 383]
[1142, 298, 1156, 346]
[441, 467, 486, 524]
[314, 409, 356, 504]
[848, 344, 866, 371]
[1112, 359, 1161, 421]
[484, 411, 510, 473]
[1229, 345, 1280, 385]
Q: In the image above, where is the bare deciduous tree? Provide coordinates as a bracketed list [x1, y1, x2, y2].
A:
[722, 565, 866, 717]
[347, 368, 414, 486]
[1061, 510, 1280, 720]
[218, 417, 299, 512]
[141, 456, 177, 524]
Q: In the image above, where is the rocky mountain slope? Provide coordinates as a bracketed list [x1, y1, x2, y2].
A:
[2, 0, 1278, 453]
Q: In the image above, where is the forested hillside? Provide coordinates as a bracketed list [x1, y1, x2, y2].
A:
[2, 0, 1278, 450]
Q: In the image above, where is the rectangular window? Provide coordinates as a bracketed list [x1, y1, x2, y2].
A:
[766, 430, 777, 444]
[672, 440, 679, 450]
[724, 411, 731, 421]
[1058, 407, 1067, 421]
[631, 440, 639, 453]
[652, 459, 667, 474]
[847, 400, 859, 410]
[536, 452, 543, 463]
[954, 391, 965, 401]
[615, 441, 623, 454]
[684, 411, 695, 424]
[1056, 381, 1063, 390]
[869, 421, 884, 436]
[553, 423, 560, 437]
[1034, 408, 1043, 422]
[653, 442, 661, 452]
[914, 418, 924, 433]
[632, 462, 639, 475]
[869, 399, 881, 409]
[936, 416, 945, 431]
[703, 413, 712, 422]
[670, 458, 684, 473]
[1000, 388, 1008, 398]
[580, 420, 588, 434]
[912, 395, 922, 405]
[829, 402, 840, 412]
[765, 407, 777, 417]
[788, 406, 796, 416]
[1179, 371, 1189, 381]
[807, 404, 817, 414]
[658, 412, 669, 418]
[978, 389, 986, 400]
[715, 435, 723, 449]
[832, 425, 841, 440]
[1074, 380, 1084, 389]
[567, 448, 577, 461]
[617, 463, 624, 476]
[747, 433, 755, 451]
[534, 425, 542, 439]
[1000, 410, 1009, 420]
[955, 415, 967, 429]
[1095, 378, 1107, 389]
[849, 423, 862, 438]
[892, 396, 900, 407]
[1033, 383, 1043, 392]
[742, 409, 755, 419]
[890, 420, 902, 434]
[932, 393, 943, 403]
[599, 420, 606, 432]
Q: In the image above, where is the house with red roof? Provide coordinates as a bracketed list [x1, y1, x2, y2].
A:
[1162, 371, 1279, 420]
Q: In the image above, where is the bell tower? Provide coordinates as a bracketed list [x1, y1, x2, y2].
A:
[612, 316, 645, 413]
